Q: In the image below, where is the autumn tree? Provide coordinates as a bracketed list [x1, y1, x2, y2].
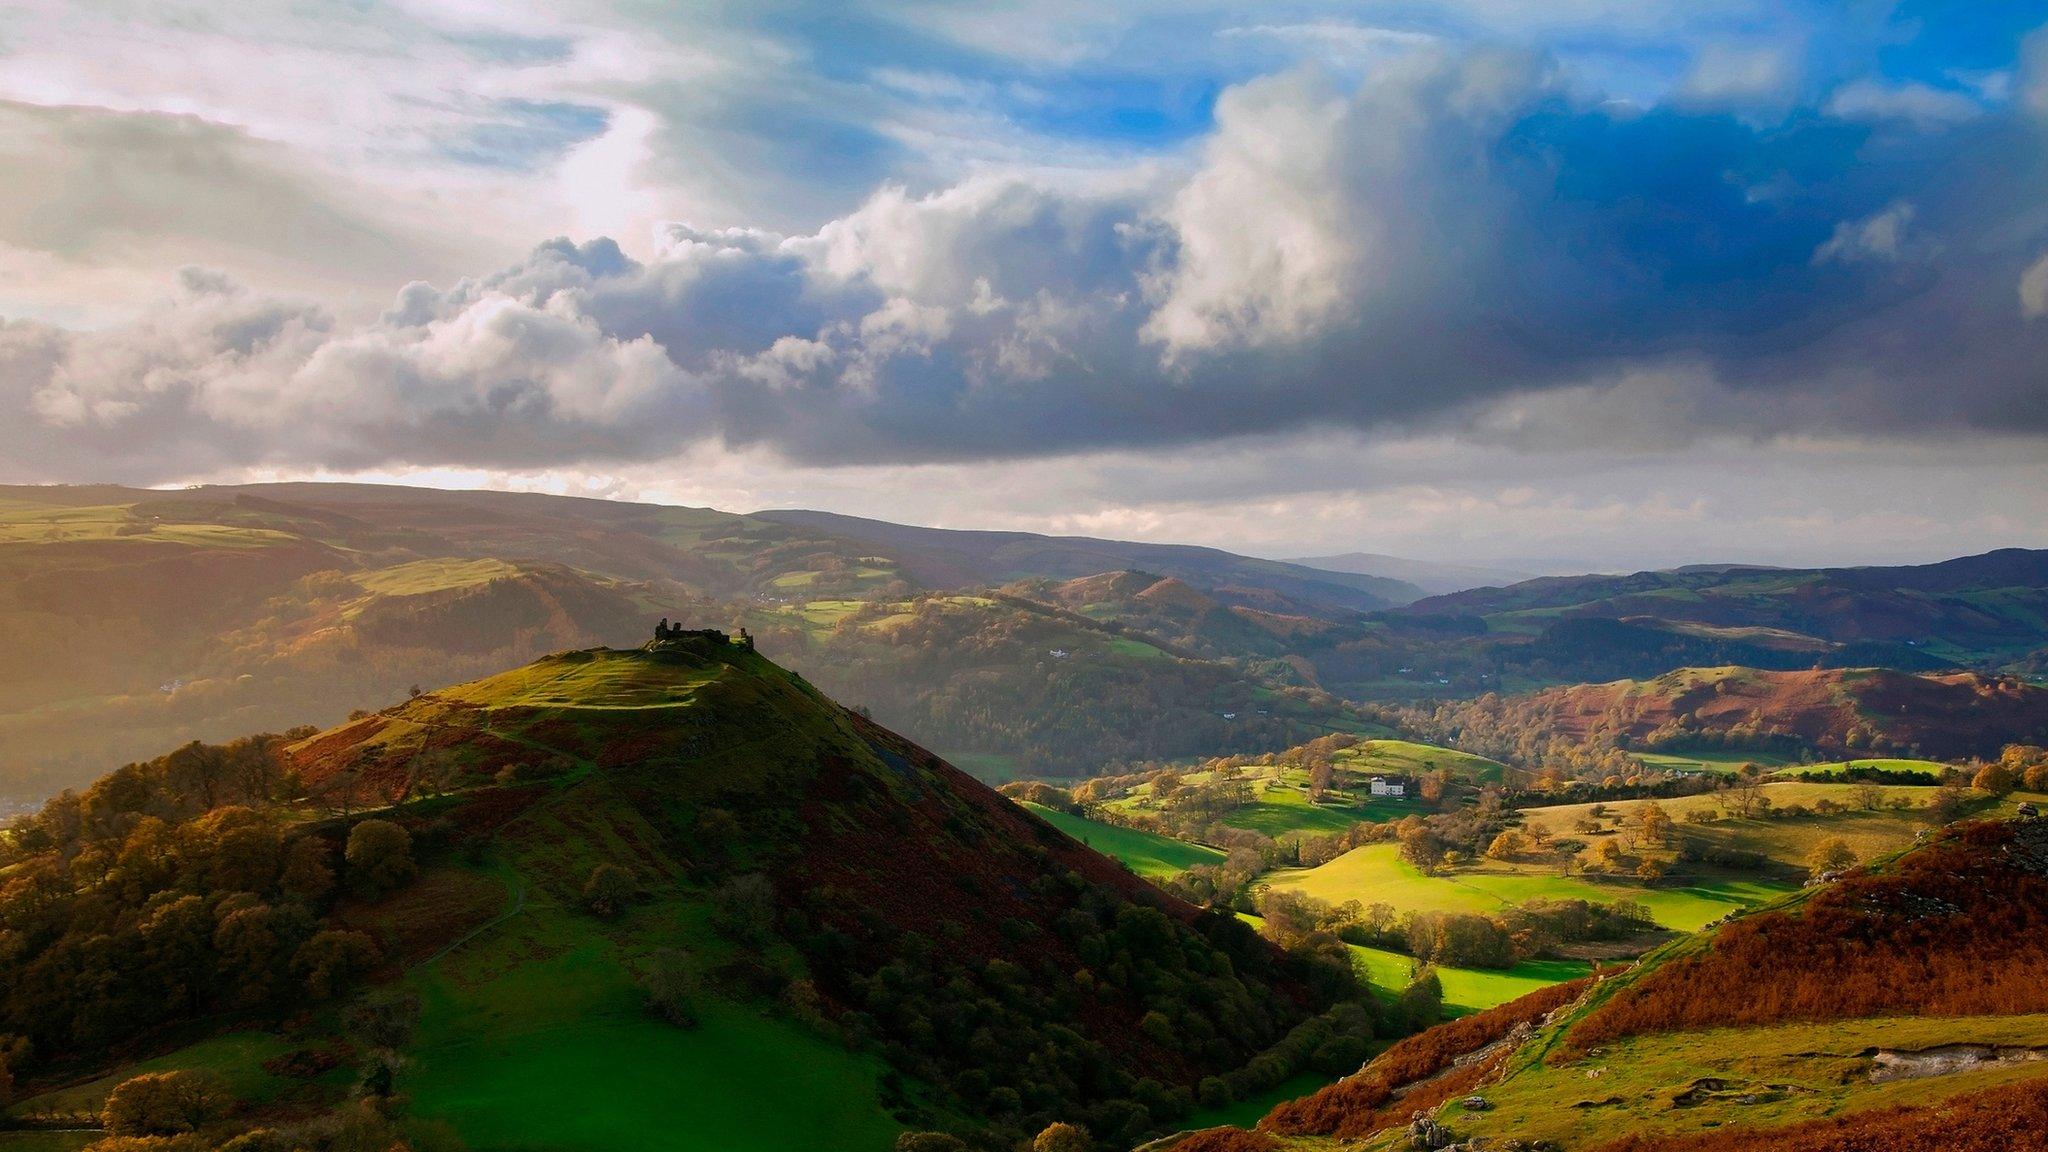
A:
[294, 929, 380, 1000]
[103, 1070, 233, 1136]
[1849, 781, 1887, 811]
[1723, 776, 1768, 819]
[1034, 1123, 1092, 1152]
[1484, 830, 1529, 861]
[1636, 802, 1674, 848]
[1808, 838, 1857, 879]
[1972, 763, 2018, 797]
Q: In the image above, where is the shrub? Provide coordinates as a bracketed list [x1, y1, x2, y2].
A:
[293, 930, 381, 1001]
[895, 1134, 968, 1152]
[1034, 1122, 1092, 1152]
[581, 863, 636, 918]
[709, 874, 778, 944]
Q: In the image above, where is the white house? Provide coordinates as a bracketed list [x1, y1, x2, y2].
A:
[1369, 776, 1407, 798]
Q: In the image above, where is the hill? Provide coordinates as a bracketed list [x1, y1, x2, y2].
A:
[0, 637, 1393, 1152]
[739, 591, 1386, 780]
[754, 509, 1423, 610]
[1380, 548, 2048, 685]
[1172, 817, 2048, 1151]
[1285, 553, 1537, 597]
[0, 484, 1403, 798]
[1419, 665, 2048, 763]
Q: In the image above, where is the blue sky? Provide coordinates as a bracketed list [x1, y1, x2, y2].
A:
[0, 1, 2043, 567]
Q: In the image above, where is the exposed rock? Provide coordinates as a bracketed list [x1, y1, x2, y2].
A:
[1460, 1095, 1492, 1111]
[1408, 1116, 1457, 1150]
[1871, 1044, 2048, 1082]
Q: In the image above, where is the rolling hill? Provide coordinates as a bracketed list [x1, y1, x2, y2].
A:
[0, 484, 1400, 799]
[1173, 816, 2048, 1152]
[0, 637, 1373, 1152]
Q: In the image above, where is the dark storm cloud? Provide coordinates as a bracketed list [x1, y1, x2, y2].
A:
[4, 44, 2047, 483]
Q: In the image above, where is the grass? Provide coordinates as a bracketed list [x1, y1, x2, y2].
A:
[8, 1032, 312, 1120]
[1515, 783, 1960, 872]
[1453, 1013, 2048, 1149]
[1777, 757, 1950, 778]
[403, 879, 903, 1152]
[1635, 748, 1795, 775]
[1025, 804, 1226, 878]
[1340, 740, 1511, 784]
[352, 558, 523, 597]
[1264, 844, 1790, 932]
[1346, 944, 1590, 1014]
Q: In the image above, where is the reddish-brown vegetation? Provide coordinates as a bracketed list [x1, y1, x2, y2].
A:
[1464, 667, 2048, 760]
[1566, 821, 2048, 1054]
[1167, 1129, 1280, 1152]
[1590, 1074, 2048, 1152]
[1261, 977, 1593, 1139]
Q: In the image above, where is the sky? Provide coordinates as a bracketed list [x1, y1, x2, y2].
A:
[1, 1, 2046, 570]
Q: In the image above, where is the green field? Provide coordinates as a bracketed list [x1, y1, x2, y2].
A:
[8, 1032, 313, 1120]
[1777, 757, 1950, 778]
[1026, 804, 1227, 878]
[1341, 739, 1511, 784]
[352, 557, 523, 596]
[1349, 945, 1591, 1014]
[1635, 748, 1795, 774]
[1453, 1013, 2048, 1149]
[1265, 844, 1790, 932]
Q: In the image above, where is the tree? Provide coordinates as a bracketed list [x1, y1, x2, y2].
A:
[294, 929, 381, 1000]
[1637, 802, 1674, 848]
[642, 949, 701, 1028]
[710, 874, 778, 945]
[103, 1070, 233, 1136]
[345, 991, 421, 1051]
[344, 820, 414, 898]
[1399, 968, 1444, 1027]
[1634, 857, 1666, 882]
[1929, 783, 1970, 826]
[1485, 829, 1529, 861]
[0, 1035, 24, 1107]
[1034, 1122, 1092, 1152]
[1397, 820, 1446, 873]
[1849, 781, 1887, 812]
[1307, 760, 1334, 803]
[1808, 838, 1857, 879]
[1724, 776, 1769, 820]
[582, 863, 636, 918]
[896, 1134, 968, 1152]
[1972, 763, 2018, 797]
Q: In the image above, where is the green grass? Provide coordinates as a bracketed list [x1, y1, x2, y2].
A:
[353, 557, 522, 596]
[1635, 748, 1795, 775]
[1348, 945, 1590, 1014]
[0, 1134, 99, 1152]
[8, 1032, 309, 1120]
[1025, 804, 1226, 878]
[1219, 784, 1380, 837]
[404, 891, 903, 1152]
[1455, 1013, 2048, 1149]
[1265, 844, 1790, 932]
[1340, 740, 1510, 784]
[1777, 757, 1950, 778]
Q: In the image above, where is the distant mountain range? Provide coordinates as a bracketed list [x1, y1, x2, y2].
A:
[1283, 551, 1539, 596]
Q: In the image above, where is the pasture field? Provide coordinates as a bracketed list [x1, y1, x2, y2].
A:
[1340, 739, 1511, 784]
[1777, 756, 1950, 778]
[1025, 803, 1226, 878]
[1450, 1013, 2048, 1149]
[351, 557, 522, 597]
[1348, 945, 1591, 1014]
[1634, 748, 1794, 774]
[7, 1033, 314, 1120]
[1264, 844, 1790, 932]
[1515, 782, 1994, 872]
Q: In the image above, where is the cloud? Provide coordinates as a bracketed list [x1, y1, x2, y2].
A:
[1825, 80, 1981, 127]
[2023, 253, 2048, 319]
[1812, 202, 1915, 264]
[4, 39, 2048, 488]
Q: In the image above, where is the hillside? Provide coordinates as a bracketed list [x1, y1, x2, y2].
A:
[1285, 553, 1538, 597]
[1171, 817, 2048, 1151]
[754, 509, 1423, 610]
[0, 484, 1400, 798]
[740, 591, 1386, 780]
[1392, 548, 2048, 677]
[1425, 665, 2048, 762]
[0, 637, 1392, 1152]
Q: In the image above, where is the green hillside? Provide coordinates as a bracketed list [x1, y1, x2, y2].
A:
[1023, 803, 1226, 878]
[0, 638, 1383, 1152]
